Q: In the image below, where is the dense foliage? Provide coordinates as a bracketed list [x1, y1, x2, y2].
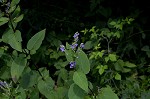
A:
[0, 0, 150, 99]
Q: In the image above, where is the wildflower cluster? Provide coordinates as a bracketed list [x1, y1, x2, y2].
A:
[0, 80, 11, 90]
[60, 32, 84, 68]
[0, 81, 7, 88]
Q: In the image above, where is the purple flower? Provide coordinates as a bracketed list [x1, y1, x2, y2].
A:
[60, 45, 65, 52]
[5, 2, 10, 13]
[0, 81, 7, 88]
[73, 32, 79, 38]
[69, 61, 76, 68]
[71, 43, 78, 50]
[80, 43, 84, 48]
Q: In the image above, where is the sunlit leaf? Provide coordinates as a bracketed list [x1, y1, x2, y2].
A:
[115, 73, 121, 80]
[109, 54, 117, 61]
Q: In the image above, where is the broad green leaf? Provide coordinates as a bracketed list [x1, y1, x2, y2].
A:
[99, 65, 105, 75]
[0, 64, 11, 80]
[66, 42, 71, 50]
[14, 14, 24, 23]
[8, 30, 22, 52]
[84, 41, 92, 50]
[98, 51, 104, 58]
[65, 50, 73, 62]
[59, 68, 68, 81]
[27, 29, 46, 51]
[109, 54, 117, 61]
[2, 29, 13, 43]
[114, 59, 124, 71]
[97, 86, 119, 99]
[55, 87, 68, 99]
[0, 17, 9, 26]
[15, 30, 22, 42]
[11, 56, 27, 83]
[38, 77, 55, 99]
[76, 49, 90, 74]
[115, 73, 121, 80]
[16, 87, 26, 99]
[38, 67, 50, 80]
[68, 83, 85, 99]
[30, 87, 39, 99]
[20, 67, 38, 89]
[105, 57, 109, 63]
[73, 71, 88, 92]
[124, 61, 136, 68]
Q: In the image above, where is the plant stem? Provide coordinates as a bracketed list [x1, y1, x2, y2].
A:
[8, 14, 16, 32]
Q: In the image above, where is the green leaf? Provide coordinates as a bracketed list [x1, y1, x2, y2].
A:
[97, 86, 119, 99]
[12, 6, 21, 18]
[99, 65, 105, 75]
[98, 51, 104, 58]
[38, 77, 55, 99]
[124, 61, 136, 68]
[15, 30, 22, 42]
[114, 59, 124, 71]
[2, 29, 13, 43]
[27, 29, 46, 51]
[10, 0, 20, 7]
[109, 21, 116, 26]
[65, 50, 74, 62]
[76, 49, 90, 74]
[115, 73, 121, 80]
[11, 56, 27, 83]
[68, 83, 85, 99]
[14, 14, 24, 23]
[16, 87, 26, 99]
[8, 0, 20, 13]
[20, 67, 38, 89]
[73, 71, 88, 92]
[109, 54, 117, 61]
[30, 87, 39, 99]
[38, 68, 50, 80]
[84, 41, 93, 50]
[66, 42, 71, 50]
[105, 57, 109, 63]
[0, 17, 9, 26]
[8, 30, 22, 52]
[59, 68, 68, 81]
[55, 87, 68, 99]
[122, 68, 131, 73]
